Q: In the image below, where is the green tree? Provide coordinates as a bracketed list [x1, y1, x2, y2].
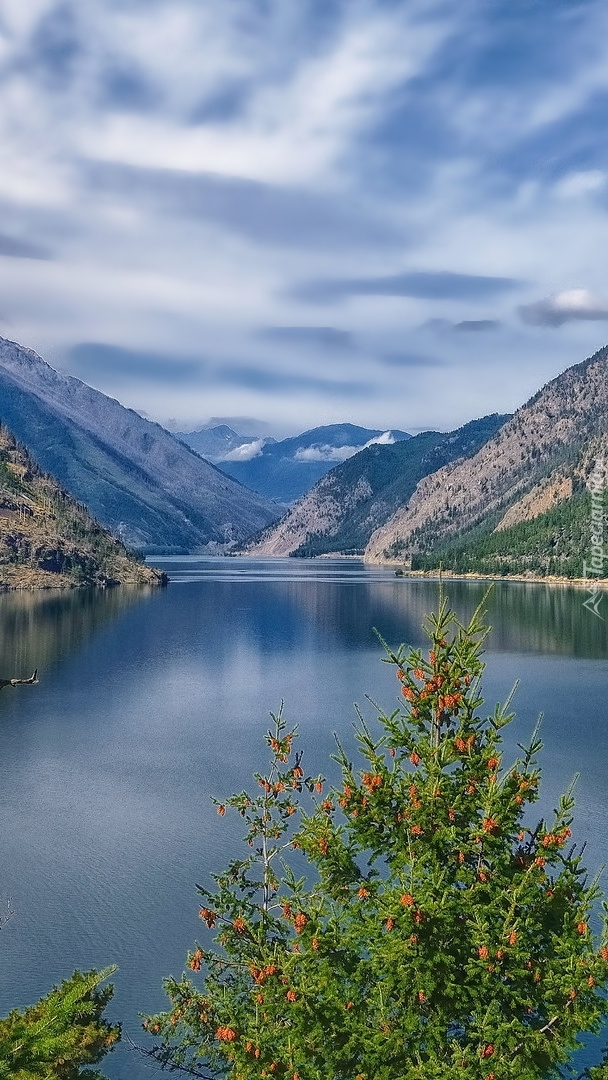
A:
[144, 595, 608, 1079]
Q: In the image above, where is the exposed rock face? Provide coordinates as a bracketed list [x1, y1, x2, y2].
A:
[0, 423, 165, 588]
[0, 337, 278, 552]
[365, 344, 608, 563]
[495, 474, 573, 532]
[244, 415, 508, 558]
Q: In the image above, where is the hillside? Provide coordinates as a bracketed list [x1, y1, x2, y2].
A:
[242, 415, 507, 557]
[365, 344, 608, 577]
[0, 338, 278, 553]
[0, 423, 164, 589]
[176, 423, 411, 504]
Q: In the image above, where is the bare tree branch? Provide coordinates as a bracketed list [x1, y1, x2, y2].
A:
[0, 669, 38, 690]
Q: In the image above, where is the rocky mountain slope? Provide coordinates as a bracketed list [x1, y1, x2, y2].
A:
[242, 415, 507, 557]
[176, 423, 411, 504]
[365, 344, 608, 576]
[0, 338, 278, 553]
[0, 422, 165, 588]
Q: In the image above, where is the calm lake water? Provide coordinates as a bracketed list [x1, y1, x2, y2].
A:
[1, 557, 608, 1078]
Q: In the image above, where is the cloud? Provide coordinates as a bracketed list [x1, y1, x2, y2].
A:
[259, 326, 354, 349]
[293, 270, 521, 304]
[83, 162, 396, 250]
[220, 439, 265, 462]
[381, 351, 443, 367]
[453, 319, 500, 332]
[67, 342, 203, 383]
[519, 289, 608, 327]
[294, 429, 395, 463]
[77, 4, 452, 186]
[220, 363, 372, 398]
[0, 233, 53, 259]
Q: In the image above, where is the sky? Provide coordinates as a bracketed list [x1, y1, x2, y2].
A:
[1, 0, 608, 436]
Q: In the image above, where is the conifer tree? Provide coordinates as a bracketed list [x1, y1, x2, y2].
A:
[144, 595, 608, 1079]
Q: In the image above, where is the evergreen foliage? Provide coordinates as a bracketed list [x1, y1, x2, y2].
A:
[0, 422, 164, 587]
[144, 596, 608, 1079]
[0, 967, 119, 1079]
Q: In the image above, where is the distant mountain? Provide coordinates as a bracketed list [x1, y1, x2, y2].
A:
[174, 424, 270, 460]
[0, 421, 164, 588]
[365, 344, 608, 578]
[0, 338, 279, 553]
[241, 415, 507, 557]
[176, 422, 411, 504]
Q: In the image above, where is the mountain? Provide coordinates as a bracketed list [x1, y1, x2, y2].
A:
[0, 421, 165, 588]
[0, 338, 279, 553]
[241, 415, 508, 557]
[174, 424, 269, 460]
[175, 423, 411, 504]
[365, 344, 608, 577]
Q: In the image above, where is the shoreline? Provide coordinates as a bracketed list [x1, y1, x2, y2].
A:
[380, 566, 608, 590]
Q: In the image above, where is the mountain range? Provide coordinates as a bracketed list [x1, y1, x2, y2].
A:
[242, 415, 508, 557]
[0, 338, 278, 553]
[175, 423, 411, 504]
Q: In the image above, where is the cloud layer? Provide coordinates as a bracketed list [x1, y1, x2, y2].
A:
[0, 0, 607, 434]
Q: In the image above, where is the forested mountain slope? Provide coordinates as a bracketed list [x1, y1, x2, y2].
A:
[0, 422, 164, 588]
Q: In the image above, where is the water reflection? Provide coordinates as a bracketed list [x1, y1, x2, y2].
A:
[153, 557, 608, 659]
[0, 586, 160, 678]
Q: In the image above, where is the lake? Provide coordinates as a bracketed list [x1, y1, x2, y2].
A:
[1, 557, 608, 1078]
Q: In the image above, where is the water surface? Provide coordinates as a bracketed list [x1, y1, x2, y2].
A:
[1, 558, 607, 1077]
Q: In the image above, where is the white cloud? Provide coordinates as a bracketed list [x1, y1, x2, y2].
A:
[519, 289, 608, 327]
[365, 430, 395, 447]
[294, 431, 395, 462]
[220, 439, 265, 462]
[295, 444, 358, 462]
[554, 171, 606, 199]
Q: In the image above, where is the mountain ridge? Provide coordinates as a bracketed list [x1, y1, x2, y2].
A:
[0, 338, 279, 553]
[176, 422, 411, 504]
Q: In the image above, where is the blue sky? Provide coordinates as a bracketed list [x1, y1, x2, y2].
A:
[1, 0, 608, 435]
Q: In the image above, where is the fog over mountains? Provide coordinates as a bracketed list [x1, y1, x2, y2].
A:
[242, 415, 508, 557]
